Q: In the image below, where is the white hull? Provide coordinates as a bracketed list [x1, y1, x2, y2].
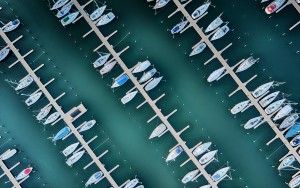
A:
[0, 149, 17, 160]
[199, 150, 217, 165]
[100, 60, 117, 75]
[279, 114, 299, 130]
[139, 68, 157, 83]
[44, 112, 60, 125]
[51, 0, 69, 10]
[265, 99, 285, 115]
[207, 67, 225, 82]
[171, 20, 188, 34]
[205, 14, 223, 33]
[191, 2, 210, 19]
[192, 142, 212, 157]
[289, 175, 300, 188]
[96, 12, 115, 26]
[85, 171, 103, 187]
[252, 81, 274, 98]
[16, 168, 32, 181]
[166, 146, 183, 162]
[61, 12, 79, 26]
[63, 142, 80, 157]
[236, 56, 258, 73]
[259, 91, 279, 108]
[2, 19, 20, 33]
[182, 169, 199, 184]
[211, 167, 230, 182]
[124, 179, 139, 188]
[93, 54, 110, 68]
[0, 48, 10, 61]
[211, 25, 229, 41]
[145, 76, 163, 91]
[121, 90, 139, 104]
[273, 104, 293, 121]
[15, 75, 34, 91]
[132, 60, 151, 74]
[153, 0, 170, 9]
[149, 123, 167, 139]
[190, 42, 206, 56]
[66, 150, 85, 166]
[90, 6, 106, 21]
[78, 120, 96, 132]
[36, 105, 53, 121]
[56, 1, 73, 18]
[25, 92, 43, 106]
[244, 116, 264, 129]
[278, 155, 295, 170]
[230, 100, 251, 114]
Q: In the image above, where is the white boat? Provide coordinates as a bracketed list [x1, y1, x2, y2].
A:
[0, 149, 17, 160]
[189, 42, 206, 57]
[90, 5, 106, 21]
[199, 150, 217, 165]
[252, 81, 274, 98]
[145, 76, 163, 91]
[121, 90, 138, 104]
[265, 99, 285, 115]
[36, 105, 53, 121]
[191, 2, 210, 19]
[235, 56, 259, 73]
[85, 171, 103, 187]
[192, 142, 212, 157]
[25, 92, 43, 106]
[273, 104, 293, 121]
[199, 185, 212, 188]
[60, 12, 79, 26]
[2, 19, 20, 33]
[139, 68, 157, 83]
[135, 186, 144, 188]
[149, 123, 167, 139]
[210, 25, 229, 41]
[0, 47, 10, 61]
[16, 167, 33, 181]
[100, 60, 117, 75]
[265, 0, 286, 14]
[15, 75, 34, 91]
[171, 20, 188, 34]
[279, 114, 299, 129]
[44, 112, 60, 125]
[259, 91, 280, 108]
[181, 169, 199, 184]
[78, 120, 96, 133]
[132, 60, 151, 74]
[166, 146, 183, 162]
[153, 0, 171, 9]
[56, 1, 73, 18]
[96, 12, 115, 26]
[230, 100, 251, 114]
[93, 54, 110, 68]
[205, 13, 223, 33]
[289, 175, 300, 188]
[211, 167, 230, 182]
[66, 150, 85, 166]
[124, 178, 139, 188]
[51, 0, 69, 10]
[62, 142, 80, 157]
[207, 67, 226, 82]
[278, 155, 295, 170]
[244, 116, 264, 129]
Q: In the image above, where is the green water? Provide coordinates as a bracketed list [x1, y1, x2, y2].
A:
[0, 0, 299, 188]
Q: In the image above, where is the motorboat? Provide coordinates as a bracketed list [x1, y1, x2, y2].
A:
[145, 76, 163, 91]
[0, 47, 10, 61]
[132, 60, 151, 74]
[244, 116, 264, 129]
[170, 20, 188, 34]
[90, 5, 106, 21]
[16, 167, 33, 181]
[111, 73, 129, 88]
[265, 0, 286, 14]
[51, 0, 69, 10]
[265, 99, 285, 115]
[62, 142, 80, 157]
[100, 60, 117, 75]
[189, 42, 206, 57]
[0, 149, 17, 161]
[192, 142, 212, 157]
[44, 112, 60, 125]
[211, 167, 230, 182]
[210, 25, 229, 41]
[279, 114, 299, 130]
[85, 171, 103, 187]
[230, 100, 251, 114]
[153, 0, 171, 9]
[273, 104, 293, 121]
[61, 12, 79, 26]
[252, 81, 274, 98]
[93, 54, 110, 68]
[121, 90, 138, 104]
[207, 67, 226, 82]
[290, 135, 300, 147]
[124, 178, 139, 188]
[96, 12, 115, 26]
[278, 155, 295, 170]
[2, 19, 20, 33]
[199, 150, 217, 165]
[36, 105, 53, 121]
[15, 75, 34, 91]
[166, 145, 183, 162]
[66, 150, 85, 166]
[52, 126, 70, 142]
[78, 120, 96, 133]
[205, 13, 223, 33]
[138, 68, 157, 83]
[25, 92, 43, 106]
[191, 2, 210, 19]
[285, 123, 300, 139]
[259, 91, 280, 108]
[235, 56, 259, 73]
[289, 175, 300, 188]
[56, 1, 73, 18]
[149, 123, 167, 139]
[181, 169, 199, 184]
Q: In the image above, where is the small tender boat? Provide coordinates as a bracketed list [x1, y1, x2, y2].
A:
[149, 123, 167, 139]
[290, 135, 300, 147]
[153, 0, 171, 9]
[121, 90, 138, 104]
[210, 25, 229, 41]
[252, 81, 274, 98]
[96, 12, 115, 26]
[100, 60, 117, 75]
[90, 5, 106, 21]
[191, 2, 210, 19]
[85, 171, 103, 187]
[279, 114, 299, 130]
[139, 68, 157, 83]
[93, 54, 110, 68]
[62, 142, 80, 157]
[265, 99, 285, 115]
[207, 67, 226, 82]
[192, 142, 212, 157]
[66, 150, 85, 166]
[273, 104, 293, 121]
[78, 120, 96, 133]
[111, 73, 129, 88]
[244, 116, 264, 129]
[235, 56, 259, 73]
[16, 167, 33, 181]
[52, 127, 70, 142]
[56, 1, 73, 18]
[285, 123, 300, 139]
[230, 100, 251, 115]
[265, 0, 286, 14]
[36, 105, 53, 121]
[25, 92, 43, 106]
[2, 19, 20, 33]
[189, 42, 206, 57]
[171, 20, 188, 34]
[15, 75, 34, 91]
[166, 145, 183, 162]
[278, 155, 295, 170]
[132, 60, 151, 74]
[0, 149, 17, 161]
[289, 175, 300, 188]
[60, 12, 79, 26]
[199, 150, 218, 165]
[211, 167, 230, 182]
[259, 91, 280, 108]
[44, 112, 60, 125]
[0, 48, 10, 62]
[51, 0, 69, 10]
[145, 76, 163, 91]
[205, 13, 223, 33]
[124, 178, 139, 188]
[181, 169, 199, 184]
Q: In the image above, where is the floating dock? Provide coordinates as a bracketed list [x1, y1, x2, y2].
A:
[277, 0, 300, 30]
[0, 159, 22, 188]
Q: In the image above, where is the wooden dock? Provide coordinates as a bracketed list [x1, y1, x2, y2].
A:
[0, 159, 22, 188]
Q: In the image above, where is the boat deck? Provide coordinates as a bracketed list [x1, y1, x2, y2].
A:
[0, 159, 22, 188]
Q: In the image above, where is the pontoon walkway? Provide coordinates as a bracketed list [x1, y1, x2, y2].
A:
[0, 159, 22, 188]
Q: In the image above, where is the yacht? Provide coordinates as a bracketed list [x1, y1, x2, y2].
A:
[135, 186, 144, 188]
[15, 75, 34, 91]
[153, 0, 171, 9]
[244, 116, 264, 129]
[111, 73, 129, 88]
[205, 13, 223, 33]
[278, 155, 295, 170]
[51, 0, 69, 10]
[192, 142, 212, 157]
[0, 47, 10, 61]
[189, 42, 206, 57]
[100, 60, 117, 75]
[207, 67, 226, 82]
[96, 12, 115, 26]
[44, 112, 60, 125]
[93, 54, 110, 68]
[62, 142, 80, 157]
[279, 114, 299, 130]
[181, 169, 199, 184]
[171, 20, 188, 34]
[0, 149, 17, 161]
[149, 123, 167, 139]
[90, 5, 106, 21]
[289, 175, 300, 188]
[210, 25, 229, 41]
[52, 126, 70, 142]
[132, 60, 151, 74]
[2, 19, 20, 33]
[138, 68, 157, 83]
[285, 123, 300, 139]
[230, 100, 251, 115]
[290, 135, 300, 147]
[16, 167, 33, 181]
[252, 81, 274, 98]
[36, 105, 53, 121]
[166, 145, 183, 162]
[145, 76, 163, 91]
[235, 56, 259, 73]
[199, 150, 218, 165]
[78, 120, 96, 133]
[265, 0, 286, 14]
[265, 99, 285, 115]
[121, 90, 139, 104]
[56, 1, 73, 18]
[85, 171, 103, 187]
[61, 12, 79, 26]
[25, 92, 43, 106]
[191, 2, 211, 19]
[211, 167, 230, 182]
[66, 150, 85, 166]
[259, 91, 280, 108]
[124, 178, 139, 188]
[273, 104, 293, 121]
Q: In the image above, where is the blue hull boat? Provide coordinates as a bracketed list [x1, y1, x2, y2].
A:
[111, 73, 129, 88]
[52, 127, 71, 142]
[285, 123, 300, 139]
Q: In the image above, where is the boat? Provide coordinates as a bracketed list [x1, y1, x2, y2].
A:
[145, 76, 163, 91]
[124, 178, 139, 188]
[181, 169, 199, 184]
[290, 135, 300, 147]
[278, 155, 295, 170]
[121, 90, 139, 104]
[192, 142, 212, 157]
[96, 12, 115, 26]
[211, 167, 230, 182]
[25, 92, 43, 106]
[135, 186, 144, 188]
[51, 0, 69, 10]
[56, 1, 73, 18]
[60, 12, 79, 26]
[252, 81, 274, 98]
[153, 0, 171, 9]
[244, 116, 264, 129]
[199, 150, 218, 165]
[44, 112, 60, 125]
[149, 123, 167, 139]
[66, 150, 85, 166]
[279, 114, 299, 130]
[111, 73, 129, 88]
[138, 68, 157, 83]
[62, 142, 80, 157]
[78, 120, 96, 133]
[205, 13, 223, 33]
[207, 67, 226, 82]
[273, 104, 293, 121]
[230, 100, 251, 114]
[170, 20, 188, 34]
[52, 126, 70, 142]
[265, 0, 286, 14]
[235, 56, 259, 73]
[210, 25, 229, 41]
[85, 171, 103, 187]
[93, 54, 110, 68]
[259, 91, 280, 108]
[36, 105, 53, 121]
[0, 47, 10, 61]
[265, 99, 285, 115]
[0, 149, 17, 161]
[2, 19, 20, 33]
[100, 60, 117, 75]
[199, 185, 212, 188]
[132, 60, 151, 74]
[189, 42, 206, 57]
[16, 167, 33, 181]
[191, 2, 210, 19]
[289, 175, 300, 188]
[15, 75, 34, 91]
[285, 123, 300, 139]
[166, 145, 183, 162]
[90, 5, 106, 21]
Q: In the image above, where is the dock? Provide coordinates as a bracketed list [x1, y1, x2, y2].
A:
[276, 0, 300, 30]
[0, 159, 22, 188]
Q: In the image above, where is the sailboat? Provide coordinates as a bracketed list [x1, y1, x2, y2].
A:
[16, 167, 33, 181]
[279, 114, 299, 130]
[121, 90, 138, 104]
[78, 120, 96, 133]
[111, 73, 129, 88]
[52, 126, 70, 142]
[138, 68, 157, 83]
[265, 99, 285, 115]
[244, 116, 264, 129]
[273, 104, 293, 121]
[259, 91, 280, 108]
[166, 145, 183, 162]
[285, 123, 300, 139]
[211, 167, 230, 182]
[132, 60, 151, 74]
[100, 60, 117, 75]
[61, 12, 79, 26]
[15, 75, 34, 91]
[181, 169, 199, 184]
[85, 171, 103, 187]
[144, 76, 163, 91]
[149, 123, 167, 139]
[90, 5, 107, 21]
[192, 142, 212, 157]
[205, 13, 224, 33]
[290, 135, 300, 147]
[66, 150, 85, 166]
[25, 92, 43, 106]
[278, 155, 295, 170]
[289, 175, 300, 188]
[56, 1, 73, 18]
[0, 47, 10, 61]
[0, 149, 17, 161]
[252, 81, 274, 98]
[207, 67, 226, 82]
[265, 0, 286, 14]
[199, 150, 217, 165]
[93, 54, 110, 68]
[235, 56, 259, 73]
[189, 42, 206, 57]
[2, 19, 20, 33]
[36, 105, 53, 121]
[171, 20, 188, 34]
[230, 100, 251, 114]
[96, 12, 115, 26]
[124, 178, 139, 188]
[210, 24, 229, 41]
[62, 142, 80, 157]
[50, 0, 69, 10]
[191, 1, 210, 19]
[153, 0, 171, 9]
[44, 112, 60, 125]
